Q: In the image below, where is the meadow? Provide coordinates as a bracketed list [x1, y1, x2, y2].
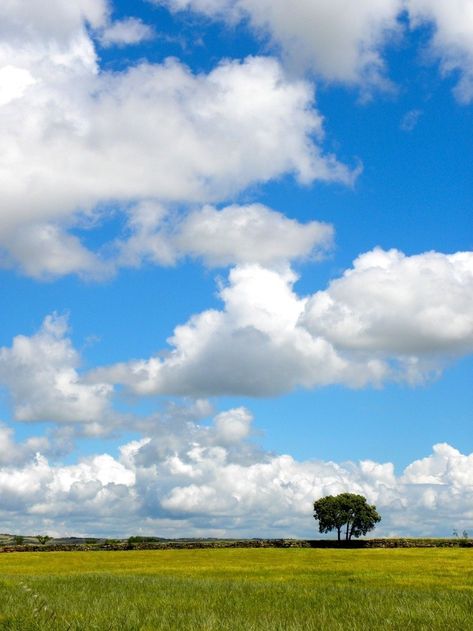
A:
[0, 548, 472, 630]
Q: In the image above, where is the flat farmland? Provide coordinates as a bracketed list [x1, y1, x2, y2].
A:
[0, 548, 473, 630]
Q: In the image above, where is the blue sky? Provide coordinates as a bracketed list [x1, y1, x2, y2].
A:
[0, 0, 472, 538]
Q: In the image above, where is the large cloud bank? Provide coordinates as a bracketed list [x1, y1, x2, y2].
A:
[0, 406, 472, 538]
[92, 248, 473, 396]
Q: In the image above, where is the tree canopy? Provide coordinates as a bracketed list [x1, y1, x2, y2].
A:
[313, 493, 381, 541]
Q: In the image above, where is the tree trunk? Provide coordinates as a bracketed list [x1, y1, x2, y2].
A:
[345, 521, 350, 541]
[337, 527, 341, 541]
[349, 523, 355, 541]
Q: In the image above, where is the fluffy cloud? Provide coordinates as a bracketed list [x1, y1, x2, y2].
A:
[1, 406, 472, 537]
[0, 0, 352, 278]
[0, 0, 108, 46]
[148, 440, 473, 538]
[99, 18, 154, 47]
[302, 248, 473, 358]
[0, 223, 107, 280]
[0, 424, 51, 467]
[92, 263, 387, 397]
[408, 0, 473, 102]
[92, 248, 473, 397]
[0, 65, 36, 107]
[118, 203, 334, 268]
[403, 443, 473, 486]
[0, 56, 344, 215]
[160, 0, 473, 100]
[214, 407, 253, 444]
[0, 315, 113, 423]
[0, 0, 106, 83]
[0, 452, 136, 526]
[159, 0, 403, 87]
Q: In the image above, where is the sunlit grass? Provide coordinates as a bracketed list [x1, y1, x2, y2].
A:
[0, 549, 472, 629]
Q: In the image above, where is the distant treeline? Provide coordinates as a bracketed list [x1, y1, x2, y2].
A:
[1, 537, 473, 552]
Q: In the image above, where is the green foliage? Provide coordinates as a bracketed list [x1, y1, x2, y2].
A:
[0, 549, 472, 630]
[127, 536, 161, 544]
[313, 493, 381, 540]
[12, 535, 25, 546]
[36, 535, 52, 546]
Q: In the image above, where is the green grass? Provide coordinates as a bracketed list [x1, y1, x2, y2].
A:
[0, 549, 472, 629]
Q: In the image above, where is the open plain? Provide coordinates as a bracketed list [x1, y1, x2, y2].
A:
[0, 548, 473, 630]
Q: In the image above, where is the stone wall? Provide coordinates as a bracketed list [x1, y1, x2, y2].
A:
[1, 538, 472, 553]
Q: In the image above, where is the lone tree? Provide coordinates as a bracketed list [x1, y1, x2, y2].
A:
[313, 493, 381, 541]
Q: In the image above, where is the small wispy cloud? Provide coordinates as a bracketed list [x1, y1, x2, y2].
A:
[400, 108, 423, 132]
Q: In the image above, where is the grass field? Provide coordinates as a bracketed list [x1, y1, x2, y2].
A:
[0, 548, 472, 630]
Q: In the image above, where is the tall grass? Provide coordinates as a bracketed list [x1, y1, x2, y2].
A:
[0, 549, 472, 629]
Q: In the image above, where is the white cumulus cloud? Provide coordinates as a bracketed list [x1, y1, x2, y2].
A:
[302, 248, 473, 358]
[0, 424, 51, 467]
[0, 315, 113, 423]
[160, 0, 473, 101]
[0, 65, 36, 106]
[92, 248, 473, 397]
[118, 202, 334, 269]
[89, 263, 388, 396]
[159, 0, 403, 88]
[408, 0, 473, 102]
